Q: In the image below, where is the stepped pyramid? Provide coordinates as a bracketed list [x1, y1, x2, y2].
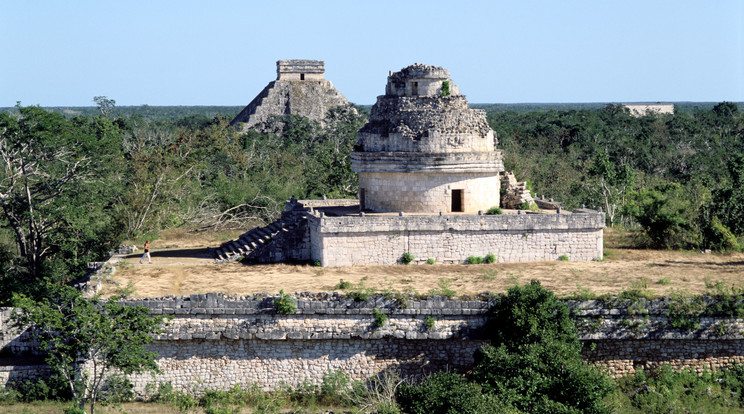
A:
[230, 60, 353, 131]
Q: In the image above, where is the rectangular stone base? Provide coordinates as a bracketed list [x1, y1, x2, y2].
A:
[309, 211, 604, 266]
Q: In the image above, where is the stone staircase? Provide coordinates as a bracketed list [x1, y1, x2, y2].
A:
[211, 218, 296, 263]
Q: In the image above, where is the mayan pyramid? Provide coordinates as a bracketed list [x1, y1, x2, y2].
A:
[230, 60, 353, 131]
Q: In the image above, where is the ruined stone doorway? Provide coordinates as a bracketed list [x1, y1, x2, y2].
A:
[411, 81, 418, 95]
[300, 73, 305, 80]
[452, 189, 463, 212]
[359, 188, 366, 211]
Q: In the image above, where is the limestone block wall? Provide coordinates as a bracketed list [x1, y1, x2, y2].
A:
[310, 212, 605, 266]
[0, 308, 36, 355]
[385, 64, 458, 97]
[108, 294, 489, 394]
[357, 130, 495, 153]
[569, 298, 744, 376]
[357, 171, 501, 213]
[5, 295, 744, 393]
[276, 59, 325, 81]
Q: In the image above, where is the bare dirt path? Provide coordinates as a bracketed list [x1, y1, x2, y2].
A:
[104, 228, 744, 299]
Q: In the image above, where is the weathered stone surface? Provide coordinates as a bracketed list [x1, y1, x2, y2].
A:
[500, 171, 536, 209]
[4, 295, 744, 394]
[303, 205, 605, 266]
[351, 63, 503, 214]
[230, 60, 353, 130]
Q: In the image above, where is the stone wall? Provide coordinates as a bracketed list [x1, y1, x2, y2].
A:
[622, 103, 675, 117]
[276, 59, 325, 81]
[4, 294, 744, 394]
[0, 308, 36, 355]
[309, 211, 605, 266]
[357, 171, 501, 214]
[385, 63, 459, 97]
[1, 294, 489, 393]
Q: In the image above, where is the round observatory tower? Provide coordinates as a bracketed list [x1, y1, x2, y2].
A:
[351, 63, 504, 213]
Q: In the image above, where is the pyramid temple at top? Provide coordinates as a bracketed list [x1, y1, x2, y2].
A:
[230, 60, 353, 131]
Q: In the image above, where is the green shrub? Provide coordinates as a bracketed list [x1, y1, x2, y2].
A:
[347, 282, 376, 301]
[274, 290, 296, 314]
[348, 291, 369, 301]
[615, 365, 744, 414]
[147, 381, 199, 411]
[486, 206, 502, 215]
[345, 371, 402, 414]
[665, 291, 705, 331]
[426, 258, 435, 265]
[484, 253, 496, 264]
[441, 81, 450, 97]
[656, 277, 671, 286]
[11, 374, 73, 402]
[99, 374, 134, 404]
[517, 201, 536, 210]
[618, 279, 655, 300]
[372, 308, 388, 328]
[467, 255, 483, 264]
[0, 385, 20, 403]
[704, 216, 742, 252]
[429, 279, 456, 298]
[396, 372, 503, 414]
[335, 279, 352, 290]
[424, 316, 436, 330]
[401, 252, 414, 265]
[558, 254, 570, 261]
[624, 182, 701, 249]
[565, 284, 597, 300]
[473, 280, 614, 413]
[319, 370, 352, 406]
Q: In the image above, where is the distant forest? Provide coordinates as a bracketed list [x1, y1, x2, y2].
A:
[2, 101, 740, 119]
[1, 100, 742, 303]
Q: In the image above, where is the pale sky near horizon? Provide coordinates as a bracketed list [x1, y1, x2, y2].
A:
[2, 1, 743, 107]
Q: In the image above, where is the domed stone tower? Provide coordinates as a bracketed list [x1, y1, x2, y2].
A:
[351, 63, 504, 213]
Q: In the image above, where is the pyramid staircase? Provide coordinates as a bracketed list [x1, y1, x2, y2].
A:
[211, 218, 297, 263]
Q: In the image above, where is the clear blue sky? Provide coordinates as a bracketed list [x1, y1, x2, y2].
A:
[2, 0, 742, 106]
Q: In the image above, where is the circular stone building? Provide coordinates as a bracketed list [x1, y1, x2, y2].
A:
[351, 63, 504, 213]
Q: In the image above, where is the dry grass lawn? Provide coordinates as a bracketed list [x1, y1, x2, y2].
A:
[103, 227, 744, 299]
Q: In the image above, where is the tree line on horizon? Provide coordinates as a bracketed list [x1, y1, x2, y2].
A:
[1, 100, 742, 304]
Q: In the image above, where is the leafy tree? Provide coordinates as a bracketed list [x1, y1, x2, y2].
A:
[701, 216, 741, 252]
[588, 150, 634, 227]
[471, 280, 614, 413]
[0, 106, 125, 295]
[624, 182, 702, 249]
[11, 286, 165, 413]
[709, 155, 744, 238]
[713, 101, 738, 118]
[92, 96, 116, 118]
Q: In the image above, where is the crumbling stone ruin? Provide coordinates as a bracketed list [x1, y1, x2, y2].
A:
[214, 63, 604, 266]
[5, 295, 744, 393]
[500, 171, 536, 209]
[230, 60, 353, 131]
[352, 63, 503, 213]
